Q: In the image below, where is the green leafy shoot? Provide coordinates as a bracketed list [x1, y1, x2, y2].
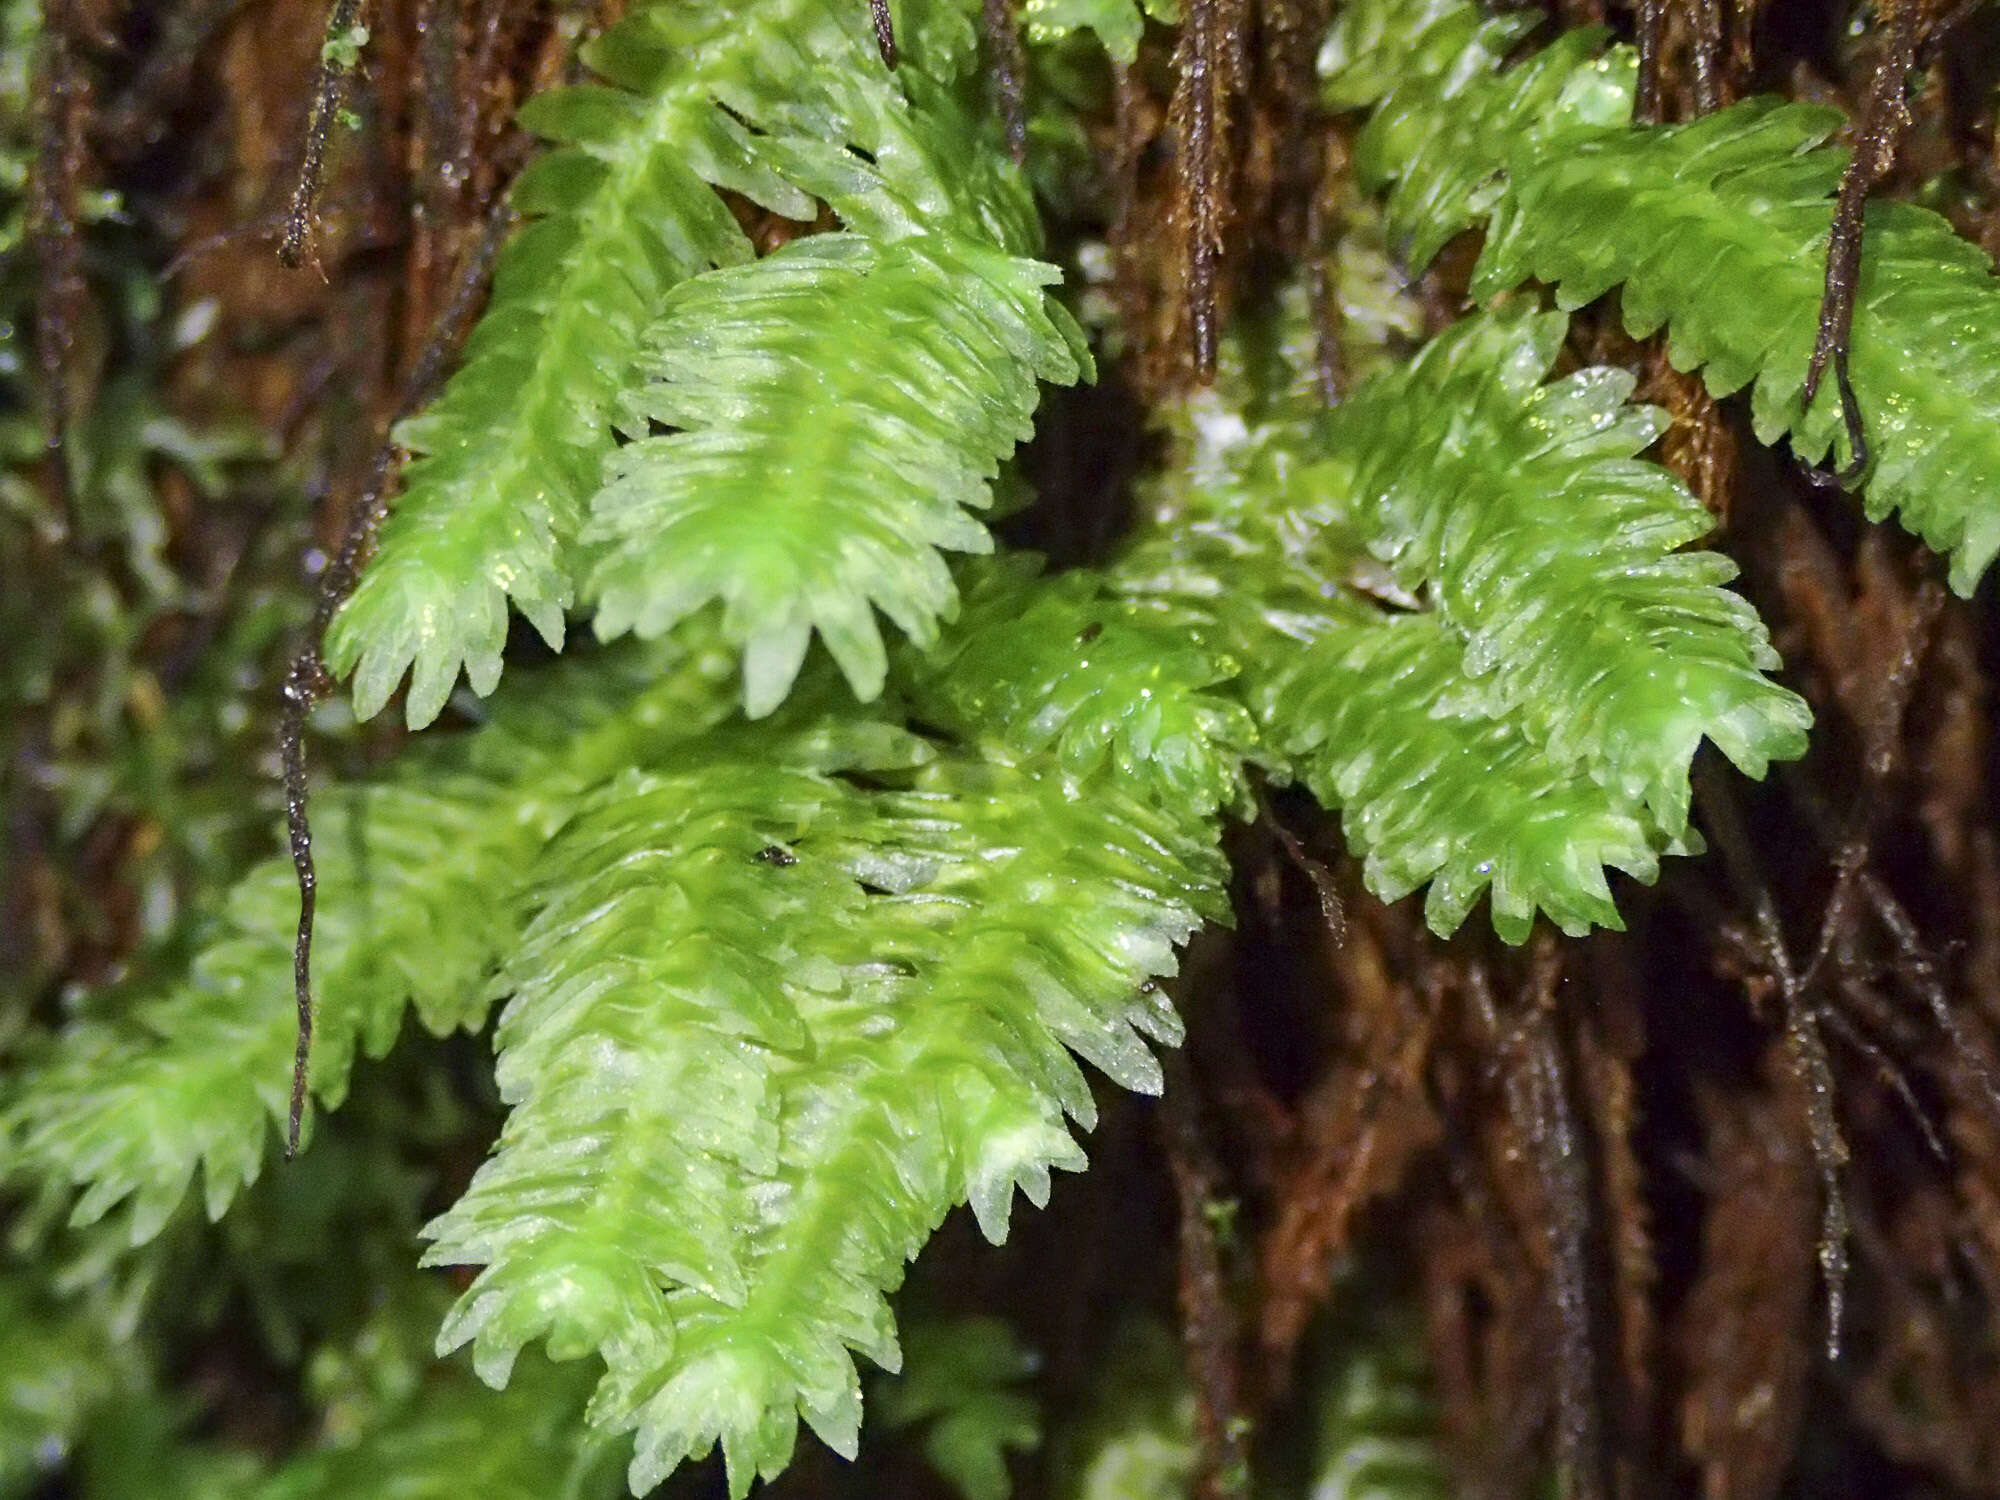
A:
[585, 234, 1086, 716]
[1324, 0, 2000, 594]
[327, 0, 1074, 727]
[423, 695, 1225, 1495]
[1119, 303, 1807, 941]
[2, 643, 739, 1242]
[898, 557, 1257, 820]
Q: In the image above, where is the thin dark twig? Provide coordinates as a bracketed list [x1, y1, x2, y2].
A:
[1780, 979, 1851, 1360]
[1687, 0, 1724, 114]
[1306, 136, 1346, 406]
[1170, 0, 1243, 381]
[283, 201, 516, 1158]
[164, 191, 399, 281]
[1862, 870, 2000, 1127]
[1110, 61, 1142, 239]
[1798, 579, 1942, 995]
[981, 0, 1027, 163]
[1256, 785, 1345, 941]
[869, 0, 898, 67]
[1635, 0, 1665, 122]
[411, 0, 463, 298]
[1788, 768, 2000, 1131]
[453, 0, 537, 203]
[281, 0, 368, 269]
[1799, 7, 1927, 486]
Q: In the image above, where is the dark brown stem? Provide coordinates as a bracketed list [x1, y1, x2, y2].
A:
[1687, 0, 1725, 114]
[280, 0, 368, 269]
[1698, 770, 1852, 1358]
[409, 0, 463, 324]
[1798, 579, 1941, 995]
[283, 201, 515, 1158]
[981, 0, 1027, 163]
[1636, 0, 1666, 123]
[1306, 136, 1347, 406]
[1800, 9, 1925, 486]
[869, 0, 898, 67]
[1510, 953, 1610, 1500]
[1821, 1002, 1949, 1163]
[1170, 0, 1244, 382]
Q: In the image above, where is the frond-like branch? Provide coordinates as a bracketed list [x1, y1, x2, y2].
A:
[423, 701, 1225, 1496]
[1324, 0, 2000, 593]
[584, 234, 1085, 716]
[2, 645, 738, 1241]
[1119, 304, 1807, 941]
[326, 0, 1055, 726]
[898, 558, 1256, 819]
[1322, 307, 1809, 834]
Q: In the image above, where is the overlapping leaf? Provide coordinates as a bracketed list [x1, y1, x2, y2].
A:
[898, 558, 1256, 819]
[1325, 0, 2000, 593]
[326, 0, 1050, 726]
[585, 233, 1085, 716]
[425, 708, 1225, 1495]
[1, 644, 738, 1241]
[1120, 304, 1806, 941]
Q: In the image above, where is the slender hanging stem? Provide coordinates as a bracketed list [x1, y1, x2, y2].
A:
[868, 0, 897, 67]
[280, 0, 368, 269]
[1800, 6, 1929, 486]
[283, 202, 514, 1157]
[981, 0, 1027, 163]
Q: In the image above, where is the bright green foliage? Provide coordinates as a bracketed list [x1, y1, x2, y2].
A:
[10, 614, 1231, 1496]
[40, 0, 2000, 1491]
[326, 0, 756, 725]
[1259, 611, 1666, 942]
[1324, 0, 2000, 595]
[423, 693, 1225, 1496]
[878, 1316, 1042, 1500]
[1019, 0, 1177, 65]
[2, 644, 740, 1242]
[1321, 0, 1630, 270]
[329, 0, 1080, 727]
[901, 558, 1256, 819]
[1120, 304, 1807, 941]
[1318, 307, 1809, 835]
[586, 233, 1085, 716]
